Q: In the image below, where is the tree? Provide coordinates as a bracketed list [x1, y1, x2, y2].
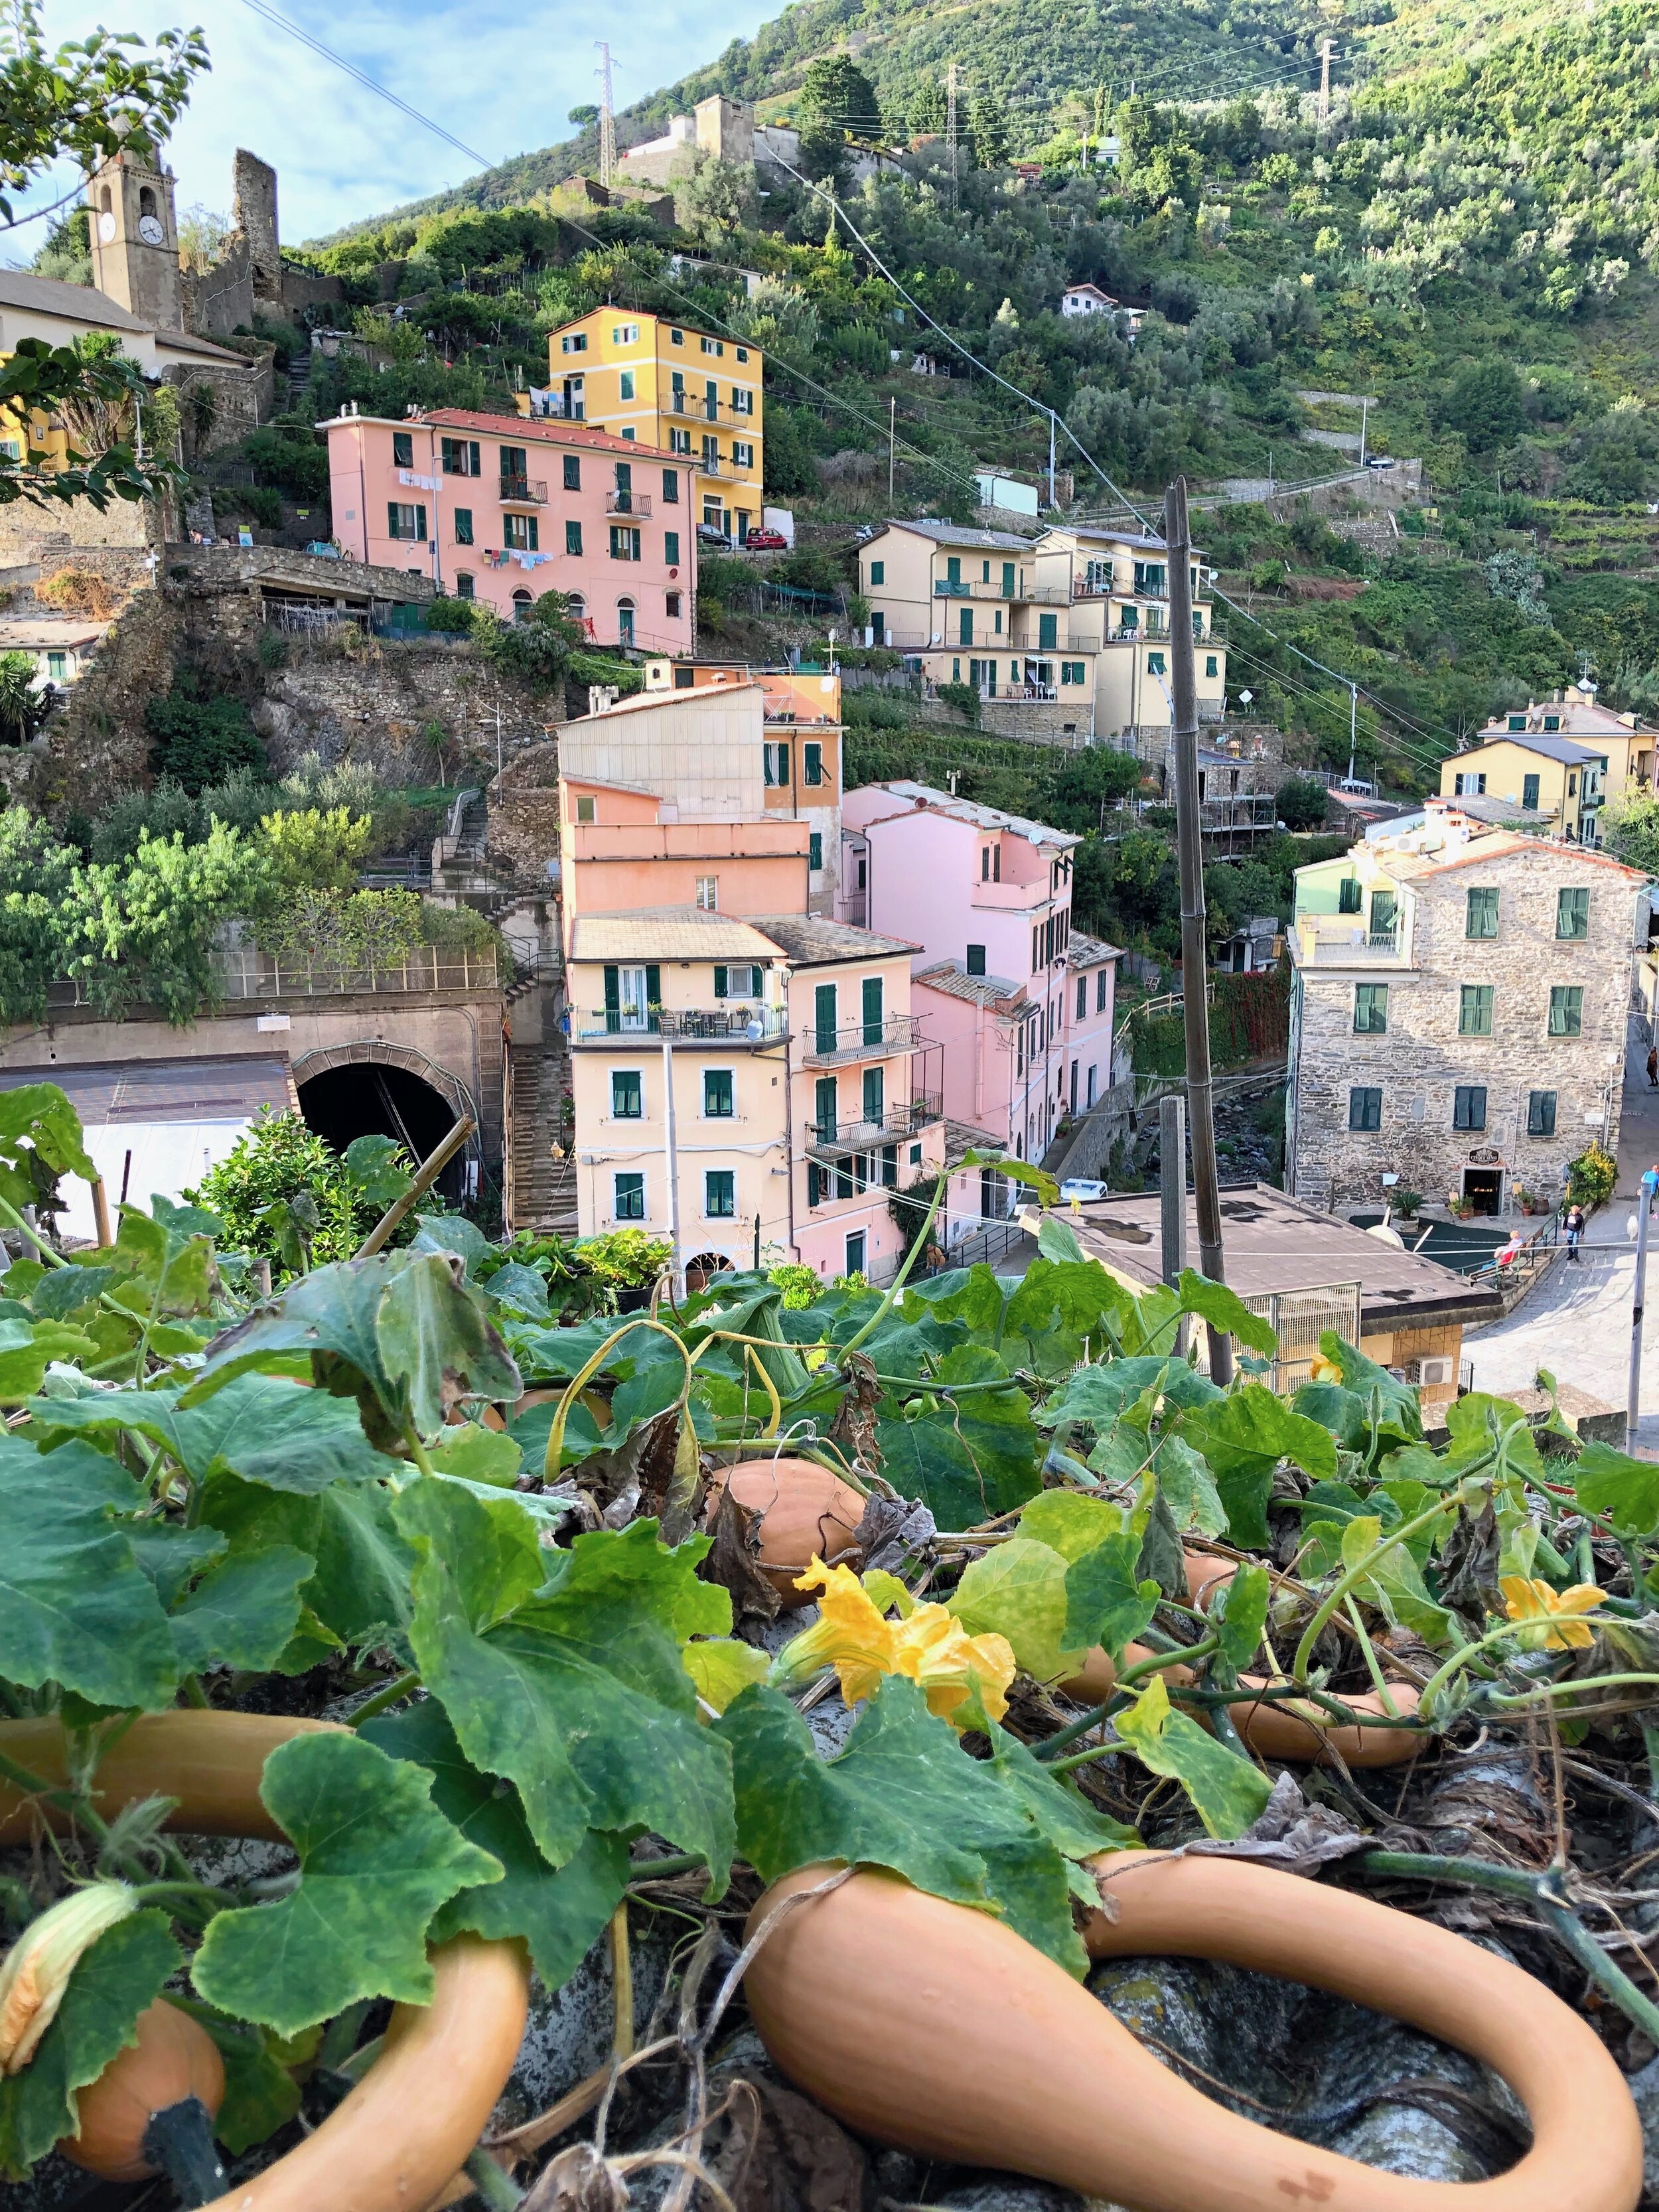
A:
[1275, 777, 1331, 832]
[968, 92, 1011, 169]
[145, 683, 265, 791]
[799, 56, 882, 143]
[1601, 784, 1659, 875]
[0, 649, 45, 743]
[258, 807, 374, 899]
[0, 806, 79, 1023]
[908, 80, 947, 138]
[674, 149, 757, 245]
[65, 822, 269, 1025]
[0, 1, 206, 510]
[1440, 360, 1526, 453]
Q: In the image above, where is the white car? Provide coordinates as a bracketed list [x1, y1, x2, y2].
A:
[1059, 1178, 1109, 1203]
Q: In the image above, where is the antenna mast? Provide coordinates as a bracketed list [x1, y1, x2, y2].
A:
[1317, 37, 1334, 125]
[597, 41, 616, 187]
[946, 62, 959, 208]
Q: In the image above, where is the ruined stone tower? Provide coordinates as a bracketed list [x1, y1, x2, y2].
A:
[231, 150, 281, 307]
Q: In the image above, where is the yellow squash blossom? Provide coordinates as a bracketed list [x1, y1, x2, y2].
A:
[1500, 1576, 1603, 1652]
[0, 1881, 135, 2075]
[770, 1560, 1016, 1728]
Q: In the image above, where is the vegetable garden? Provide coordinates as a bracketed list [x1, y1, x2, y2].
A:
[1, 1082, 1658, 2209]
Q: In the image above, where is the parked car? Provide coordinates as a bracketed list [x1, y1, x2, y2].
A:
[743, 528, 787, 551]
[1058, 1178, 1109, 1203]
[696, 523, 730, 548]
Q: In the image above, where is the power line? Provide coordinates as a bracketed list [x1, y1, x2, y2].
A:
[235, 0, 493, 174]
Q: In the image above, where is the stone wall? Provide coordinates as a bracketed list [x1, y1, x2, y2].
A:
[978, 698, 1093, 745]
[1287, 844, 1638, 1212]
[29, 587, 180, 812]
[486, 742, 563, 885]
[163, 345, 275, 458]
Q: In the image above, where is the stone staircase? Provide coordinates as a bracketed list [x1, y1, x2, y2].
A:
[508, 1038, 577, 1235]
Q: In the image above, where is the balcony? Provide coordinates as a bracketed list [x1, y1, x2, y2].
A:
[667, 392, 755, 425]
[573, 1006, 788, 1043]
[695, 453, 755, 480]
[607, 490, 653, 517]
[499, 477, 548, 506]
[1294, 919, 1407, 966]
[801, 1014, 924, 1067]
[805, 1096, 943, 1153]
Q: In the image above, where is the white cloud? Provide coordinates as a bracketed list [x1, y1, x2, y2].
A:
[21, 0, 774, 243]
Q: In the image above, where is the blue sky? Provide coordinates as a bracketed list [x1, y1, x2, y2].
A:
[17, 0, 774, 247]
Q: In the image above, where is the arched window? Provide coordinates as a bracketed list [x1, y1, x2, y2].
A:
[139, 185, 157, 219]
[98, 186, 111, 215]
[511, 589, 532, 625]
[616, 597, 636, 647]
[566, 594, 586, 622]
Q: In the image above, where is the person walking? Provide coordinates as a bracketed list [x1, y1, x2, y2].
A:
[1646, 1043, 1656, 1088]
[1565, 1202, 1585, 1262]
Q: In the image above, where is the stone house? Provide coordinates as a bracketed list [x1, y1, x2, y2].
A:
[1285, 800, 1648, 1215]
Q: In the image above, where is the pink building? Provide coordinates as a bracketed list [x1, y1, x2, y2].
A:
[839, 782, 1120, 1170]
[319, 404, 694, 652]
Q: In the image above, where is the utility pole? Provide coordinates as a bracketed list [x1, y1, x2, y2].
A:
[1159, 1092, 1190, 1359]
[662, 1032, 680, 1296]
[946, 62, 959, 210]
[1046, 409, 1056, 512]
[888, 395, 896, 500]
[1166, 475, 1233, 1384]
[1317, 37, 1334, 125]
[1630, 1166, 1658, 1451]
[597, 41, 616, 188]
[1346, 681, 1358, 785]
[1358, 394, 1370, 469]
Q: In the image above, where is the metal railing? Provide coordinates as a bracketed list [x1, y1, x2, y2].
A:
[44, 946, 500, 1010]
[574, 1006, 788, 1042]
[802, 1015, 923, 1066]
[1296, 923, 1406, 964]
[806, 1096, 944, 1149]
[606, 490, 653, 517]
[499, 477, 548, 506]
[666, 392, 753, 424]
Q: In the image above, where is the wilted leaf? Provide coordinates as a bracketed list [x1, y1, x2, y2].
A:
[949, 1538, 1074, 1683]
[192, 1731, 502, 2036]
[1114, 1674, 1273, 1839]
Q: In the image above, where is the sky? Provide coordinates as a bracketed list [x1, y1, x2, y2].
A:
[15, 0, 776, 247]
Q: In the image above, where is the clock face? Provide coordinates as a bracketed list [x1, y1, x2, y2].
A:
[137, 214, 165, 246]
[97, 211, 115, 244]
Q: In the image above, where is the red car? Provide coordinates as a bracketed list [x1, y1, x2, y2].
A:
[743, 528, 788, 550]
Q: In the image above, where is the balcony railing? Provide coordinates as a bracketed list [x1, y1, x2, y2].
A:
[1295, 922, 1405, 965]
[606, 490, 653, 517]
[499, 477, 548, 506]
[805, 1096, 944, 1151]
[667, 392, 755, 425]
[694, 453, 755, 479]
[802, 1015, 923, 1066]
[574, 1006, 788, 1042]
[46, 947, 499, 1009]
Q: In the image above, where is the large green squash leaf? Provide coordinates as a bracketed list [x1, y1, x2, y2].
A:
[397, 1485, 734, 1889]
[875, 1346, 1041, 1528]
[1575, 1439, 1659, 1536]
[192, 1732, 503, 2037]
[715, 1679, 1090, 1975]
[30, 1370, 401, 1493]
[168, 1546, 314, 1674]
[198, 1470, 415, 1655]
[0, 1439, 179, 1709]
[367, 1700, 632, 1993]
[1061, 1530, 1161, 1659]
[0, 1911, 180, 2178]
[1016, 1490, 1126, 1562]
[1177, 1384, 1337, 1548]
[948, 1536, 1074, 1683]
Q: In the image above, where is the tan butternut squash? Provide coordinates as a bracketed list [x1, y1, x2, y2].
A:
[61, 1998, 225, 2189]
[0, 1716, 529, 2212]
[744, 1854, 1642, 2212]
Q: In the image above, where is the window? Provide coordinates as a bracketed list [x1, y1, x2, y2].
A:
[393, 431, 413, 467]
[618, 370, 635, 400]
[561, 332, 588, 354]
[575, 793, 596, 824]
[1459, 984, 1494, 1036]
[565, 520, 583, 556]
[735, 347, 749, 364]
[512, 589, 532, 623]
[763, 741, 790, 786]
[567, 595, 585, 622]
[440, 437, 478, 476]
[1453, 1085, 1488, 1133]
[802, 741, 824, 787]
[1076, 976, 1087, 1019]
[1453, 771, 1487, 796]
[870, 559, 885, 585]
[666, 592, 682, 619]
[1061, 661, 1086, 684]
[1557, 886, 1590, 940]
[862, 975, 884, 1045]
[704, 1170, 735, 1218]
[714, 964, 760, 999]
[612, 323, 639, 344]
[499, 445, 527, 488]
[1528, 1089, 1557, 1136]
[700, 336, 722, 356]
[1569, 774, 1578, 796]
[1354, 983, 1388, 1033]
[695, 876, 717, 911]
[611, 1070, 642, 1119]
[505, 514, 539, 551]
[967, 944, 986, 976]
[814, 984, 837, 1053]
[660, 469, 679, 506]
[845, 1230, 866, 1276]
[733, 441, 754, 469]
[1147, 652, 1166, 676]
[456, 573, 474, 601]
[703, 1070, 733, 1118]
[1346, 1085, 1383, 1132]
[670, 429, 691, 456]
[616, 599, 635, 647]
[1097, 968, 1109, 1013]
[671, 328, 684, 346]
[453, 508, 473, 545]
[609, 526, 641, 561]
[1549, 985, 1583, 1037]
[1508, 715, 1527, 733]
[1032, 925, 1040, 974]
[1338, 877, 1362, 915]
[614, 1172, 644, 1220]
[809, 832, 823, 871]
[1205, 654, 1219, 678]
[1544, 713, 1561, 732]
[863, 1066, 884, 1125]
[1039, 612, 1058, 651]
[910, 1143, 922, 1165]
[1523, 773, 1540, 809]
[45, 652, 66, 680]
[1466, 887, 1499, 938]
[387, 502, 426, 540]
[1371, 890, 1397, 934]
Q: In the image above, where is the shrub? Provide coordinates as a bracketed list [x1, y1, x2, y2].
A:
[36, 566, 118, 619]
[1567, 1142, 1617, 1209]
[145, 681, 264, 792]
[935, 680, 981, 726]
[1275, 776, 1330, 832]
[190, 1108, 372, 1276]
[576, 1227, 674, 1290]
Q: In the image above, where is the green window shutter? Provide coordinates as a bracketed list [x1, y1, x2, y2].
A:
[704, 1069, 733, 1117]
[603, 966, 620, 1027]
[1528, 1089, 1557, 1136]
[1556, 887, 1589, 939]
[713, 965, 727, 999]
[1338, 877, 1362, 915]
[1465, 887, 1498, 937]
[1039, 613, 1058, 650]
[1523, 774, 1540, 809]
[1370, 891, 1397, 933]
[809, 832, 823, 871]
[645, 966, 660, 1019]
[862, 976, 883, 1043]
[1354, 984, 1387, 1033]
[863, 1066, 884, 1124]
[808, 1163, 822, 1207]
[1459, 984, 1493, 1036]
[1002, 563, 1015, 595]
[815, 1076, 837, 1138]
[1549, 985, 1583, 1036]
[815, 984, 837, 1051]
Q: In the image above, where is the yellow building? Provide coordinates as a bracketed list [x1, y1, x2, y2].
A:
[1441, 733, 1605, 844]
[542, 309, 764, 546]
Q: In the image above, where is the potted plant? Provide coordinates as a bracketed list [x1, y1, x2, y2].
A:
[1393, 1188, 1422, 1220]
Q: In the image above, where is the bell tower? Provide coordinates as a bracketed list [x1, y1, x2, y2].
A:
[86, 151, 182, 331]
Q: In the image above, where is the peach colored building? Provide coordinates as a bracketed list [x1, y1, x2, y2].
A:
[840, 782, 1121, 1169]
[319, 403, 694, 650]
